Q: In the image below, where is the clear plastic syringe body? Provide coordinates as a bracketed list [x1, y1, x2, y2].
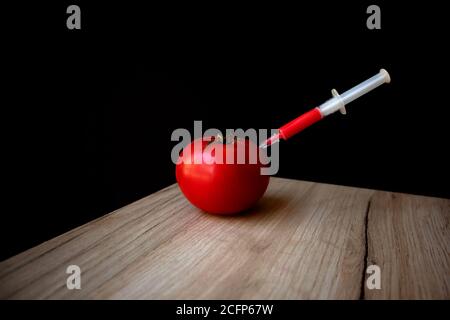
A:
[340, 69, 391, 105]
[260, 69, 391, 148]
[318, 69, 390, 116]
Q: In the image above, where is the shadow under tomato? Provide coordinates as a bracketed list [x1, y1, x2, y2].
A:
[204, 193, 290, 219]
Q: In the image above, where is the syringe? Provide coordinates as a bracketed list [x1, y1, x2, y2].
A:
[260, 69, 391, 148]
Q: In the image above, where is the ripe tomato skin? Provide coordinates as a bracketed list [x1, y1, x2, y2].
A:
[176, 137, 270, 214]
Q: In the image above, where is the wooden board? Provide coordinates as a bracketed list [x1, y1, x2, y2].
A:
[0, 178, 448, 299]
[365, 191, 450, 299]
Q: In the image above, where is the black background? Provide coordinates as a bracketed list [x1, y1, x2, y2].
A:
[2, 1, 449, 261]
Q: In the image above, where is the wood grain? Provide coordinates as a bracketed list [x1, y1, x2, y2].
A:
[0, 177, 448, 299]
[364, 191, 450, 299]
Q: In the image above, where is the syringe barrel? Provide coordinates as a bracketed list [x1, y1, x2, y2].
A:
[340, 69, 390, 105]
[260, 69, 391, 148]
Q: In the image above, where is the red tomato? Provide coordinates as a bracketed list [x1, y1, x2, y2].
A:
[176, 136, 270, 214]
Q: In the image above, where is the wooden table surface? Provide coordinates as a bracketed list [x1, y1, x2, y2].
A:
[1, 178, 449, 299]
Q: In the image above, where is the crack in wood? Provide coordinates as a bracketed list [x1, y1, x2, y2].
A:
[359, 199, 371, 300]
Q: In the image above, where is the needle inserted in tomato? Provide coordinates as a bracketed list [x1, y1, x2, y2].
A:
[260, 69, 391, 148]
